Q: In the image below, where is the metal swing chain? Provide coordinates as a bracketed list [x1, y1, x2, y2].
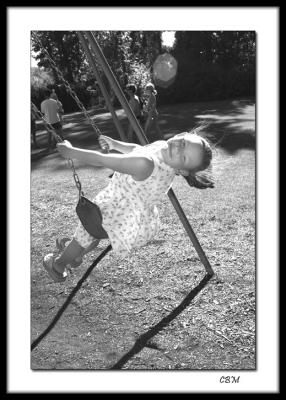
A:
[31, 32, 113, 198]
[68, 158, 84, 199]
[31, 102, 62, 143]
[31, 101, 84, 199]
[31, 31, 103, 140]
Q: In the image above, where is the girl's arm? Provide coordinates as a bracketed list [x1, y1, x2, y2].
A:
[99, 135, 141, 154]
[57, 141, 153, 181]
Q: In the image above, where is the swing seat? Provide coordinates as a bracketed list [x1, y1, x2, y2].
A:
[76, 196, 109, 239]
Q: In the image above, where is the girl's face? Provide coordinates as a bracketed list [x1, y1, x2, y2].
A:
[145, 88, 152, 96]
[161, 134, 205, 175]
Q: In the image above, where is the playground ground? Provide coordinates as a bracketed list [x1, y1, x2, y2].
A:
[31, 98, 255, 370]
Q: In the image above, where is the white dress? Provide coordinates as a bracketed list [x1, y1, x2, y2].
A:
[73, 141, 176, 258]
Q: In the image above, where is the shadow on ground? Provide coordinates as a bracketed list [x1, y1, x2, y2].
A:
[110, 272, 214, 369]
[31, 98, 255, 167]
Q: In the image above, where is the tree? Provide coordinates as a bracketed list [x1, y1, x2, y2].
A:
[164, 31, 256, 103]
[31, 67, 55, 107]
[30, 31, 164, 110]
[91, 31, 155, 104]
[31, 31, 86, 84]
[31, 31, 99, 111]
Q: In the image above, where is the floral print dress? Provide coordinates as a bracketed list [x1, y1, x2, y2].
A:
[73, 141, 176, 258]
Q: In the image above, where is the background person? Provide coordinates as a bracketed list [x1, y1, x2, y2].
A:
[41, 89, 64, 150]
[50, 88, 64, 124]
[126, 83, 142, 141]
[143, 82, 163, 140]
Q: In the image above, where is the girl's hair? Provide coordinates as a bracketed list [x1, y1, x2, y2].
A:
[180, 125, 215, 189]
[146, 82, 157, 96]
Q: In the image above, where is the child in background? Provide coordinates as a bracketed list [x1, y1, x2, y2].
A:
[126, 84, 142, 142]
[143, 82, 163, 140]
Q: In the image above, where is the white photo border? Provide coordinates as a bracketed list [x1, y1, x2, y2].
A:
[7, 6, 279, 393]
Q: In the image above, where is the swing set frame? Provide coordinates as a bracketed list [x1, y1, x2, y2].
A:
[31, 31, 215, 354]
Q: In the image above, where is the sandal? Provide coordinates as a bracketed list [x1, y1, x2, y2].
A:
[56, 237, 71, 252]
[43, 253, 67, 283]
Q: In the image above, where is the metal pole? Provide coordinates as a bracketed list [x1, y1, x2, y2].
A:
[85, 31, 214, 276]
[167, 188, 214, 275]
[84, 31, 148, 146]
[77, 32, 127, 142]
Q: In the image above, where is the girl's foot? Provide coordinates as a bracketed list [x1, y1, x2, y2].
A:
[56, 237, 83, 268]
[43, 253, 67, 283]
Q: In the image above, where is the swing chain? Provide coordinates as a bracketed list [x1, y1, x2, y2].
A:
[31, 31, 102, 141]
[31, 101, 84, 197]
[31, 102, 62, 143]
[68, 159, 84, 199]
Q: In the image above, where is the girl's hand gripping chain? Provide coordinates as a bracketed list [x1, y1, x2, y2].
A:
[57, 140, 74, 159]
[98, 135, 114, 151]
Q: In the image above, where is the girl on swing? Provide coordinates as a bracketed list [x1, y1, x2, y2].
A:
[43, 129, 214, 282]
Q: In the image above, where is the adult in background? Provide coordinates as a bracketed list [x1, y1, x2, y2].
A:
[126, 83, 142, 142]
[41, 89, 64, 150]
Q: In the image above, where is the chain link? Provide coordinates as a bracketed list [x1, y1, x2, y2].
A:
[68, 159, 84, 198]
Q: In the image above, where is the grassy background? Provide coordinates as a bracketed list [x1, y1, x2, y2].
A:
[31, 99, 255, 370]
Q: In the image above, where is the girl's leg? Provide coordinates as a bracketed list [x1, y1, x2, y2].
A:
[44, 221, 103, 281]
[54, 219, 103, 272]
[54, 239, 84, 273]
[83, 239, 101, 256]
[69, 238, 101, 267]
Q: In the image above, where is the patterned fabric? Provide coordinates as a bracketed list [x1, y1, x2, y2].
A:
[73, 141, 176, 258]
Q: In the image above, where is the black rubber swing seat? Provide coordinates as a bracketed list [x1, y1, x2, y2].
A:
[76, 196, 109, 239]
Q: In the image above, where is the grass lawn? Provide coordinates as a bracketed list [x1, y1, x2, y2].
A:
[31, 99, 255, 370]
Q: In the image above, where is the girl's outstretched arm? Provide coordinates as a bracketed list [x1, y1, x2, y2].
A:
[57, 141, 153, 181]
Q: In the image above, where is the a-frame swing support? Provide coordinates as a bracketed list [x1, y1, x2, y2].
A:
[81, 31, 214, 277]
[77, 32, 127, 143]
